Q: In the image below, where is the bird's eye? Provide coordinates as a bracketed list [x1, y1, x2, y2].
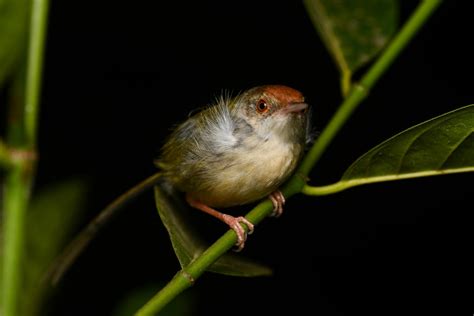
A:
[256, 99, 269, 113]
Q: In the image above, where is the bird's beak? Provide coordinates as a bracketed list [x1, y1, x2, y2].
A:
[282, 102, 308, 114]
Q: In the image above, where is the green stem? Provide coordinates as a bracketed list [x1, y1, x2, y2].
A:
[340, 70, 351, 97]
[0, 140, 12, 167]
[135, 1, 442, 314]
[1, 0, 49, 315]
[25, 0, 49, 146]
[2, 165, 32, 316]
[302, 166, 474, 196]
[302, 181, 350, 196]
[297, 0, 442, 176]
[136, 200, 274, 316]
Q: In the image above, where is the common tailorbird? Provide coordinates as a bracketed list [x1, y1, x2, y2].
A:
[48, 85, 311, 284]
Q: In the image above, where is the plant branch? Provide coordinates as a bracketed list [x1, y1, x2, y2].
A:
[1, 0, 50, 315]
[297, 0, 442, 177]
[136, 200, 275, 316]
[24, 0, 49, 146]
[135, 1, 442, 314]
[0, 140, 12, 167]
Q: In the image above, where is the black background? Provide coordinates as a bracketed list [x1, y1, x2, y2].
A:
[27, 0, 474, 315]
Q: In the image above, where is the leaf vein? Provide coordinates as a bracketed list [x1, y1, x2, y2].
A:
[439, 130, 474, 169]
[398, 114, 462, 173]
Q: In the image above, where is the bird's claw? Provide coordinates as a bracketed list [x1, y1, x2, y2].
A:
[269, 190, 285, 217]
[222, 214, 254, 252]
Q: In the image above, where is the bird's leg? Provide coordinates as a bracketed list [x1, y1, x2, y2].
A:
[185, 194, 254, 252]
[268, 190, 285, 217]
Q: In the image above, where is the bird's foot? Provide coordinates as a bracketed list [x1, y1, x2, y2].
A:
[186, 194, 254, 251]
[222, 214, 254, 252]
[269, 190, 285, 217]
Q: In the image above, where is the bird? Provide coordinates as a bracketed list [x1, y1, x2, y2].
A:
[46, 84, 311, 284]
[157, 85, 310, 249]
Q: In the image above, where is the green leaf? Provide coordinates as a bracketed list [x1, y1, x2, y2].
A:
[303, 0, 398, 95]
[304, 105, 474, 195]
[0, 0, 29, 86]
[343, 104, 474, 181]
[21, 179, 87, 315]
[154, 184, 272, 277]
[303, 105, 474, 195]
[304, 105, 473, 194]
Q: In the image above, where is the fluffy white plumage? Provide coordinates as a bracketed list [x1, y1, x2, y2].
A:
[158, 85, 310, 208]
